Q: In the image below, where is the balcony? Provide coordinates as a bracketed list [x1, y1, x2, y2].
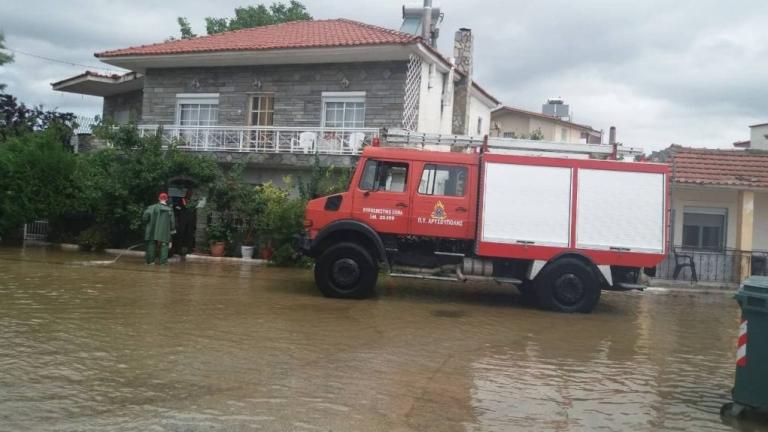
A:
[137, 125, 380, 155]
[653, 246, 768, 287]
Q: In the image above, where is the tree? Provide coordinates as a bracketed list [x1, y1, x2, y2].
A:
[177, 17, 197, 39]
[0, 128, 78, 236]
[74, 125, 221, 247]
[0, 93, 77, 146]
[0, 33, 14, 92]
[179, 1, 312, 37]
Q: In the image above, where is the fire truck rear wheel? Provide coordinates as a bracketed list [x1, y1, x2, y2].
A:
[534, 258, 601, 313]
[315, 242, 378, 299]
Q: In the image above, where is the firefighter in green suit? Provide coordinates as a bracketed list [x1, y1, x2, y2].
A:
[143, 192, 176, 265]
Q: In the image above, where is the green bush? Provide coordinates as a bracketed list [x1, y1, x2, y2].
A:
[0, 128, 78, 237]
[255, 183, 307, 266]
[74, 125, 222, 247]
[77, 225, 109, 251]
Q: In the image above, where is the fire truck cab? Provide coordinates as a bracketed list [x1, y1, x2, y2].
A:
[300, 135, 669, 313]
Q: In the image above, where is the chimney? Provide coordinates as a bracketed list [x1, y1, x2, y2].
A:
[609, 126, 618, 160]
[451, 28, 473, 135]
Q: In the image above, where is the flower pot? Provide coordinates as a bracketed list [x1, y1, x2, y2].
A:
[240, 245, 255, 259]
[210, 241, 226, 257]
[259, 245, 273, 260]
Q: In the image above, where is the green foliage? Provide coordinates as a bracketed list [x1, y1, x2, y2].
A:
[77, 225, 109, 251]
[0, 93, 78, 145]
[74, 125, 221, 246]
[177, 17, 197, 39]
[0, 128, 78, 236]
[178, 1, 312, 36]
[253, 183, 306, 266]
[297, 153, 352, 200]
[205, 220, 229, 242]
[0, 33, 13, 92]
[504, 128, 544, 140]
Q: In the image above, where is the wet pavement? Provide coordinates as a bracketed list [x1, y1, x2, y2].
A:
[0, 246, 762, 431]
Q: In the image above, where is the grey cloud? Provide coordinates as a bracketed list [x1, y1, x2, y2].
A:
[0, 0, 765, 150]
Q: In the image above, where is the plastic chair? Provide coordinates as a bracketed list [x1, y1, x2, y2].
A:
[294, 131, 316, 153]
[672, 248, 698, 283]
[345, 132, 366, 154]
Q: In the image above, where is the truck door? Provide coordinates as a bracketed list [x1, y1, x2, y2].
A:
[352, 158, 411, 235]
[410, 162, 474, 239]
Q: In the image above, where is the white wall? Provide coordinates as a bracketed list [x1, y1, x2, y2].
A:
[750, 125, 768, 150]
[468, 93, 493, 137]
[417, 62, 446, 134]
[491, 110, 593, 143]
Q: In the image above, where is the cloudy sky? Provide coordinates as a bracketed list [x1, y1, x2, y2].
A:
[1, 0, 766, 150]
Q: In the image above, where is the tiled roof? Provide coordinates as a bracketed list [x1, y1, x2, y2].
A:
[96, 19, 420, 58]
[669, 145, 768, 189]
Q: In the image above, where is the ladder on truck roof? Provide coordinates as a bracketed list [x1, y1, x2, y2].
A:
[380, 128, 645, 159]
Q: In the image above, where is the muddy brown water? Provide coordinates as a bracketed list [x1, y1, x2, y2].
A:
[0, 246, 762, 431]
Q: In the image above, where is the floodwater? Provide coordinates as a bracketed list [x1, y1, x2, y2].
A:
[0, 246, 762, 432]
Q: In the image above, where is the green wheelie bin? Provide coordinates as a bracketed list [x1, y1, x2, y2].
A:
[724, 276, 768, 418]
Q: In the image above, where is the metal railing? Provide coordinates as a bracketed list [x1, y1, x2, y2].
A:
[655, 246, 768, 284]
[138, 125, 379, 155]
[23, 220, 49, 242]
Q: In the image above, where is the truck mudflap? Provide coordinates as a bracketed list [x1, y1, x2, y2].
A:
[295, 231, 312, 256]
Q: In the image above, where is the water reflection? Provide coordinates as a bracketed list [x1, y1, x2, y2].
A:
[0, 246, 756, 431]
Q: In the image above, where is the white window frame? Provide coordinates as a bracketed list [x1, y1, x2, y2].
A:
[321, 91, 366, 128]
[175, 93, 219, 126]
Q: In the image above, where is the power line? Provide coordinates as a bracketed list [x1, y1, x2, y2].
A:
[2, 47, 121, 73]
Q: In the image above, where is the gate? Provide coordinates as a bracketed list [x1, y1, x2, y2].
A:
[23, 220, 49, 241]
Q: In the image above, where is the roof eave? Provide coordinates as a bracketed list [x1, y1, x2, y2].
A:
[51, 72, 143, 97]
[673, 181, 768, 193]
[97, 44, 418, 72]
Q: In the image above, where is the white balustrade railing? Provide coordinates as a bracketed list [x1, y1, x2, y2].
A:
[137, 125, 379, 155]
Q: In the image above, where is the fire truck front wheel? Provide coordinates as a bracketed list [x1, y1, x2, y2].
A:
[534, 258, 601, 313]
[315, 242, 378, 299]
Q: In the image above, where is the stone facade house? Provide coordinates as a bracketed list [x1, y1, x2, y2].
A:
[52, 19, 500, 186]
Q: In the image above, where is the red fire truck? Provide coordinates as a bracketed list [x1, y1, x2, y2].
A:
[299, 131, 669, 313]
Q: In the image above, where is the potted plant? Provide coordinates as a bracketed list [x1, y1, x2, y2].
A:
[240, 229, 256, 259]
[206, 221, 227, 257]
[233, 183, 265, 260]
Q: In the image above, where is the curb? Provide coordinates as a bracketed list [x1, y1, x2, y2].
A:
[103, 248, 268, 265]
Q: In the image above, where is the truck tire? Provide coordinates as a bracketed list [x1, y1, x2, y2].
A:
[534, 258, 601, 313]
[314, 242, 378, 299]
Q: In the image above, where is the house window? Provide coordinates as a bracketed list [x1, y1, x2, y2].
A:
[249, 94, 274, 126]
[418, 164, 468, 197]
[359, 159, 408, 193]
[560, 128, 568, 142]
[477, 118, 483, 135]
[682, 208, 726, 251]
[322, 92, 365, 128]
[503, 132, 514, 138]
[176, 93, 219, 126]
